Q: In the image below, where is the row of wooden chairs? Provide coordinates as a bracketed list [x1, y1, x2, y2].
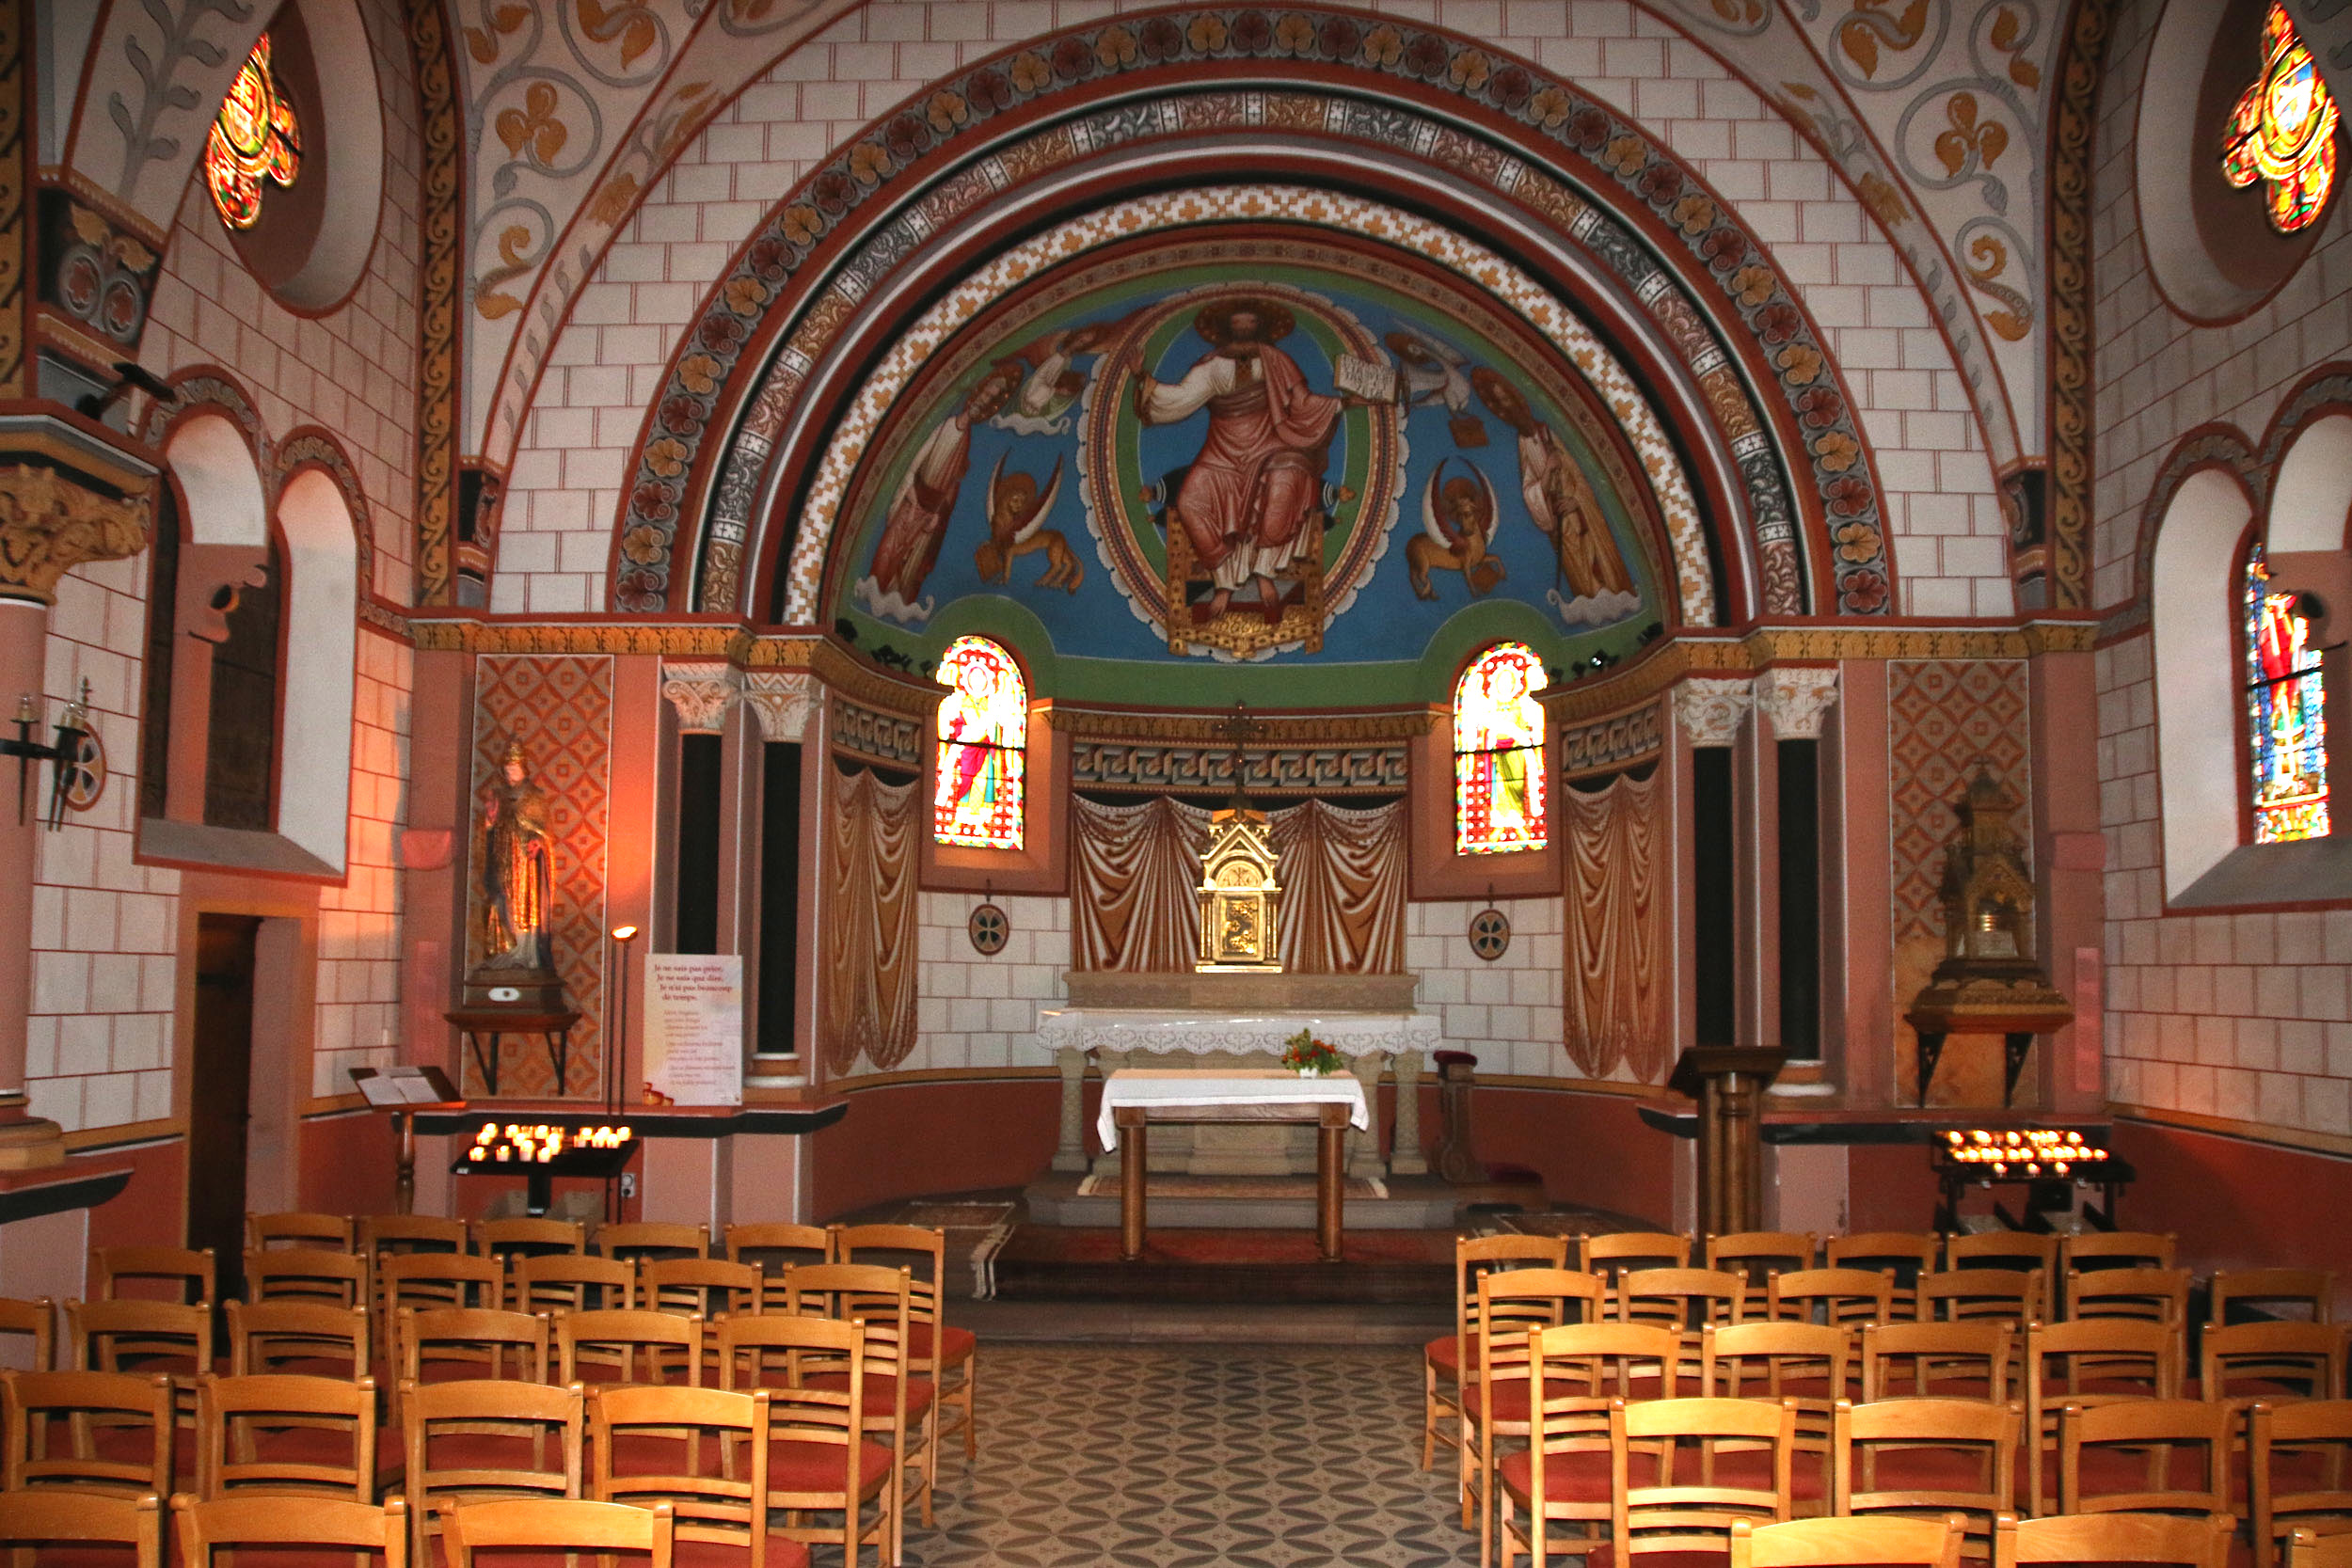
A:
[241, 1213, 849, 1266]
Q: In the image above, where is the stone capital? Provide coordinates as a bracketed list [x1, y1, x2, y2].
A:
[660, 660, 740, 734]
[1752, 667, 1841, 739]
[1673, 676, 1754, 747]
[0, 465, 150, 604]
[744, 671, 818, 741]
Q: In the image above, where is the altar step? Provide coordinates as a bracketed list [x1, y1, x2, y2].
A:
[977, 1223, 1458, 1305]
[1020, 1169, 1539, 1232]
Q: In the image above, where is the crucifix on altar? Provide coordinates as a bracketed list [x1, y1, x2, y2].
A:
[1196, 701, 1282, 972]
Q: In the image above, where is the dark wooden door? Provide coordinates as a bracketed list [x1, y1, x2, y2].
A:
[188, 913, 261, 1302]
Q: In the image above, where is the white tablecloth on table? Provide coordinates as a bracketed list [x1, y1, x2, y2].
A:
[1039, 1008, 1438, 1058]
[1095, 1068, 1371, 1151]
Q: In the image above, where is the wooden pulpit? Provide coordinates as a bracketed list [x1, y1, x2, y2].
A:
[1667, 1046, 1788, 1237]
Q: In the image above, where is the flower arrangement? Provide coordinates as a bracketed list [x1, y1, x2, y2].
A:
[1282, 1027, 1344, 1077]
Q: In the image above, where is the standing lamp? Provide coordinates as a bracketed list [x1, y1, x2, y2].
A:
[605, 925, 640, 1117]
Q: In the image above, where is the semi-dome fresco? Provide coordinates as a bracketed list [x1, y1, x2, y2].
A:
[829, 230, 1669, 700]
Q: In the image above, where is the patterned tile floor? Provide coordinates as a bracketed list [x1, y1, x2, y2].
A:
[902, 1343, 1478, 1567]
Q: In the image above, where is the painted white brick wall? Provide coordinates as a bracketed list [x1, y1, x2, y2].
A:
[499, 0, 2005, 618]
[894, 891, 1068, 1075]
[1406, 896, 1567, 1079]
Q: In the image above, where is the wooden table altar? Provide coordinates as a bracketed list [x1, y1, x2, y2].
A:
[1096, 1069, 1371, 1262]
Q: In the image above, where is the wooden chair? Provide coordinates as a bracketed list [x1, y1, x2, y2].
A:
[1423, 1234, 1568, 1474]
[591, 1384, 810, 1568]
[511, 1254, 636, 1314]
[1833, 1396, 2017, 1551]
[556, 1308, 701, 1386]
[1825, 1235, 1939, 1319]
[640, 1258, 762, 1320]
[247, 1213, 357, 1253]
[1708, 1234, 1818, 1320]
[2293, 1531, 2352, 1568]
[1946, 1233, 2059, 1275]
[2217, 1270, 2336, 1326]
[723, 1224, 833, 1311]
[194, 1371, 379, 1500]
[1494, 1325, 1678, 1568]
[440, 1497, 674, 1568]
[1466, 1268, 1613, 1559]
[380, 1251, 505, 1317]
[1921, 1269, 2046, 1326]
[2024, 1318, 2181, 1513]
[714, 1314, 893, 1568]
[2065, 1268, 2192, 1329]
[784, 1264, 931, 1563]
[394, 1306, 550, 1385]
[1607, 1397, 1796, 1567]
[2058, 1398, 2231, 1517]
[2060, 1232, 2178, 1273]
[400, 1376, 584, 1564]
[1618, 1268, 1743, 1335]
[91, 1247, 214, 1306]
[68, 1299, 213, 1419]
[358, 1215, 471, 1258]
[1732, 1513, 1964, 1568]
[1703, 1322, 1851, 1513]
[0, 1368, 175, 1495]
[1999, 1511, 2234, 1568]
[1581, 1232, 1691, 1284]
[245, 1246, 370, 1309]
[2252, 1401, 2352, 1568]
[1862, 1322, 2013, 1402]
[473, 1219, 584, 1259]
[224, 1300, 369, 1380]
[1766, 1268, 1895, 1329]
[595, 1223, 708, 1262]
[834, 1224, 978, 1465]
[0, 1296, 54, 1372]
[0, 1488, 161, 1568]
[172, 1492, 404, 1568]
[2202, 1323, 2347, 1411]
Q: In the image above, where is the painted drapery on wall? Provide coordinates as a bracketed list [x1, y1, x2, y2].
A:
[823, 767, 918, 1073]
[1072, 795, 1406, 974]
[1564, 769, 1668, 1084]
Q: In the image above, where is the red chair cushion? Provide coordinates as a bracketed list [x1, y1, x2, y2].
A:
[1586, 1545, 1729, 1568]
[1710, 1447, 1829, 1502]
[1497, 1446, 1642, 1505]
[1851, 1445, 2001, 1495]
[802, 1371, 937, 1419]
[904, 1323, 976, 1367]
[673, 1534, 813, 1568]
[766, 1438, 894, 1496]
[1460, 1380, 1584, 1422]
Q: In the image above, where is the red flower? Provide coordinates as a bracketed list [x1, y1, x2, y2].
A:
[1317, 15, 1360, 57]
[697, 313, 745, 353]
[810, 171, 851, 214]
[1838, 570, 1888, 613]
[1403, 34, 1449, 77]
[630, 483, 676, 523]
[1232, 10, 1273, 51]
[1756, 302, 1802, 344]
[1569, 107, 1610, 150]
[1700, 228, 1747, 271]
[1795, 386, 1845, 428]
[1825, 474, 1874, 518]
[1139, 17, 1184, 58]
[659, 396, 702, 436]
[1051, 36, 1093, 79]
[884, 113, 931, 162]
[1490, 65, 1532, 109]
[967, 69, 1010, 112]
[1639, 162, 1682, 205]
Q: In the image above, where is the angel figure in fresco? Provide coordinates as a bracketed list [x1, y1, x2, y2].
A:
[480, 739, 555, 973]
[1471, 368, 1640, 629]
[854, 361, 1025, 625]
[1385, 330, 1486, 448]
[973, 453, 1083, 592]
[993, 310, 1148, 436]
[1133, 298, 1350, 627]
[1406, 460, 1505, 599]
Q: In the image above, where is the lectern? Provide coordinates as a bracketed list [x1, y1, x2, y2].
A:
[1667, 1045, 1787, 1237]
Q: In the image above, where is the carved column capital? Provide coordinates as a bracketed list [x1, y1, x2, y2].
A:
[1752, 667, 1841, 739]
[744, 671, 818, 741]
[1673, 677, 1754, 747]
[0, 466, 150, 604]
[660, 661, 739, 734]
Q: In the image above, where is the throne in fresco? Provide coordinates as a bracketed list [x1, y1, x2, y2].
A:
[1155, 463, 1330, 657]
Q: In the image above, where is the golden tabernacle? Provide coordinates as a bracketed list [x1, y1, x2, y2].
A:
[1196, 807, 1282, 972]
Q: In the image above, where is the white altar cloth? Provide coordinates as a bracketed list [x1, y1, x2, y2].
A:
[1039, 1008, 1438, 1058]
[1096, 1069, 1371, 1151]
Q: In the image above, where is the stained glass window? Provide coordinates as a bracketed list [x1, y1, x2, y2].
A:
[2222, 2, 2339, 233]
[206, 33, 300, 230]
[2245, 546, 2330, 843]
[934, 636, 1026, 848]
[1454, 641, 1548, 854]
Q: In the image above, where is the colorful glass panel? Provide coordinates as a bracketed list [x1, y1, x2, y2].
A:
[2245, 546, 2330, 843]
[206, 33, 300, 230]
[1454, 641, 1548, 854]
[2222, 2, 2340, 233]
[934, 636, 1026, 848]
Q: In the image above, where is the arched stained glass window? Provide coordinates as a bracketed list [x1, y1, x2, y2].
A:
[2222, 2, 2339, 234]
[206, 33, 300, 230]
[934, 636, 1026, 848]
[1454, 641, 1548, 854]
[2245, 545, 2330, 843]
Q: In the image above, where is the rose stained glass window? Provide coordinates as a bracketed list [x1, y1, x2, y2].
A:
[1454, 641, 1548, 854]
[2245, 546, 2329, 843]
[206, 33, 301, 230]
[934, 636, 1026, 849]
[2222, 2, 2339, 233]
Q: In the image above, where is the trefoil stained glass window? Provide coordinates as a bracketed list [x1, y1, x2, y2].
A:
[1454, 641, 1548, 854]
[2221, 2, 2339, 233]
[934, 636, 1025, 849]
[206, 33, 301, 230]
[2245, 545, 2329, 843]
